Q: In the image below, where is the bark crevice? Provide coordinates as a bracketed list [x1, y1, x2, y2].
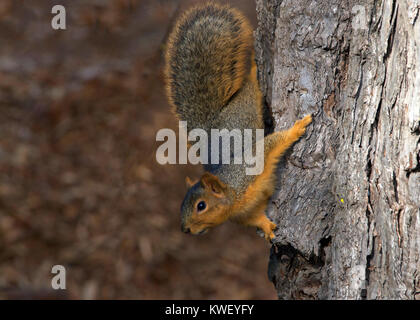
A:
[256, 0, 420, 299]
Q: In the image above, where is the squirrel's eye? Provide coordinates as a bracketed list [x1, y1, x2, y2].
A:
[196, 201, 207, 212]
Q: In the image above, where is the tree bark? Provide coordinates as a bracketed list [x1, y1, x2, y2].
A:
[255, 0, 420, 299]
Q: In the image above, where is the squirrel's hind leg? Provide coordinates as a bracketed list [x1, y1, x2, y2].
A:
[264, 114, 312, 159]
[286, 114, 312, 142]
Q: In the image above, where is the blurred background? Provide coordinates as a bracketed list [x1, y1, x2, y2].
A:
[0, 0, 276, 299]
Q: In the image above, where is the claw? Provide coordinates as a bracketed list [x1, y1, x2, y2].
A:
[295, 114, 312, 128]
[264, 222, 277, 242]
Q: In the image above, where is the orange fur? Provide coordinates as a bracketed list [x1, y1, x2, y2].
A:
[182, 116, 312, 240]
[229, 115, 312, 240]
[164, 2, 253, 122]
[167, 3, 313, 241]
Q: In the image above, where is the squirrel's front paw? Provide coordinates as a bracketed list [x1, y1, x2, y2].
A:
[264, 221, 277, 242]
[265, 231, 275, 242]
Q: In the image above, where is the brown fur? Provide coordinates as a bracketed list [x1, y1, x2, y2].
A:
[165, 3, 313, 241]
[165, 2, 253, 130]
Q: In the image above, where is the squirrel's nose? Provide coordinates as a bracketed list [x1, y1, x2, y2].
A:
[181, 225, 191, 234]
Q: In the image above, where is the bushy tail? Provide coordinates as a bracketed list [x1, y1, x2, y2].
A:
[164, 3, 253, 129]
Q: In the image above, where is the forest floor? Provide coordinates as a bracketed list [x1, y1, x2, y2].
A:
[0, 0, 276, 299]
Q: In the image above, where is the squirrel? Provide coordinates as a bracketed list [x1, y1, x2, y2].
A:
[164, 2, 312, 241]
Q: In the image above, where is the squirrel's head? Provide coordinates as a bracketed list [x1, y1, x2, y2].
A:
[180, 172, 232, 235]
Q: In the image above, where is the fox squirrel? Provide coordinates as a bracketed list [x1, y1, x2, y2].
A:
[164, 3, 312, 241]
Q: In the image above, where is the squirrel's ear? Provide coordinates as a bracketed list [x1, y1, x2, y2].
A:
[185, 176, 197, 188]
[200, 172, 227, 196]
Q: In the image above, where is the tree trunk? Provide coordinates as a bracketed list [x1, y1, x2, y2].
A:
[255, 0, 420, 299]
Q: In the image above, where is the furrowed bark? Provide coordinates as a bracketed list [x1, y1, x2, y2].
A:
[255, 0, 420, 299]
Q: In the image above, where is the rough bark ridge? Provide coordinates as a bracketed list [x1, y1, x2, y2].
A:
[255, 0, 420, 299]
